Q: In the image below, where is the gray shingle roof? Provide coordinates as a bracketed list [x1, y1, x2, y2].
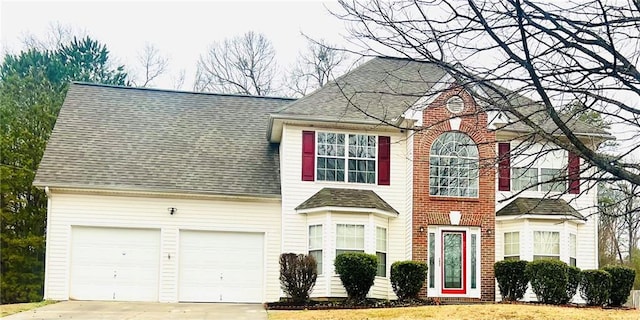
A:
[295, 187, 398, 215]
[275, 56, 609, 138]
[496, 197, 586, 220]
[274, 57, 447, 123]
[34, 82, 294, 197]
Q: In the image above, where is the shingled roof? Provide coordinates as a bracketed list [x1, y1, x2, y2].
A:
[273, 56, 610, 138]
[274, 57, 447, 123]
[496, 197, 586, 220]
[34, 83, 294, 197]
[295, 188, 398, 215]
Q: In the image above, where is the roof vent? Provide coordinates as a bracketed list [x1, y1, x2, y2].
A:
[446, 96, 464, 114]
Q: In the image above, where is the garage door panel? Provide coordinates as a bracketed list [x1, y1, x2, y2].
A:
[178, 230, 264, 303]
[70, 227, 160, 301]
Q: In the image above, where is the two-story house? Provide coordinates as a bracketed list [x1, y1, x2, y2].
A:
[34, 57, 609, 303]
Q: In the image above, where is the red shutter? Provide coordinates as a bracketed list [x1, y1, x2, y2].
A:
[378, 136, 391, 185]
[302, 131, 315, 181]
[498, 143, 511, 191]
[568, 152, 580, 194]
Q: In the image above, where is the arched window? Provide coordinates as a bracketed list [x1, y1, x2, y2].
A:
[429, 132, 479, 197]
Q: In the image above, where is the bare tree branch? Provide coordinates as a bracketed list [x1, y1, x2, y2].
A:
[131, 43, 169, 88]
[194, 31, 277, 96]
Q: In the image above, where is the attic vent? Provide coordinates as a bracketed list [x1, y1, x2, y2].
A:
[446, 96, 464, 114]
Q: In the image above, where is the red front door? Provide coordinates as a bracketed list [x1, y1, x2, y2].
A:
[441, 231, 466, 294]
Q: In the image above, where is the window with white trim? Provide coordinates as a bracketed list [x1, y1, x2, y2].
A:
[316, 132, 376, 183]
[429, 132, 479, 197]
[569, 234, 577, 267]
[336, 224, 365, 256]
[376, 227, 387, 277]
[308, 225, 323, 275]
[504, 232, 520, 260]
[512, 167, 566, 192]
[533, 231, 560, 260]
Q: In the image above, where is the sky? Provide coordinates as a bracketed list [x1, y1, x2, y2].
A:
[0, 0, 351, 90]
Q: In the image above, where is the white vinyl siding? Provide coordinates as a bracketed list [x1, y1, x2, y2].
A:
[43, 191, 281, 303]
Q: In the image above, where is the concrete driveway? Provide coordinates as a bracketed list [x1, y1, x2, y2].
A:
[2, 301, 267, 320]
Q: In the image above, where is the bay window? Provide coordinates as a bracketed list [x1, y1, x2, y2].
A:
[533, 231, 560, 260]
[308, 225, 323, 274]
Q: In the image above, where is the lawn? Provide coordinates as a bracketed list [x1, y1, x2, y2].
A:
[0, 301, 56, 317]
[267, 304, 639, 320]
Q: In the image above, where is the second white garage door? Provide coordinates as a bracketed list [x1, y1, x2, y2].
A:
[178, 230, 264, 303]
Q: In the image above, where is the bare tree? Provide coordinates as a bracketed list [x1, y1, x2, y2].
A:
[171, 69, 186, 90]
[194, 31, 277, 96]
[131, 43, 169, 88]
[21, 22, 86, 51]
[285, 39, 348, 97]
[599, 181, 640, 264]
[332, 0, 640, 190]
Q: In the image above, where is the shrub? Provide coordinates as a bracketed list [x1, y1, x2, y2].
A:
[279, 253, 318, 303]
[525, 259, 568, 304]
[603, 265, 636, 307]
[390, 261, 428, 300]
[579, 269, 612, 306]
[562, 266, 581, 304]
[494, 260, 529, 301]
[334, 252, 377, 302]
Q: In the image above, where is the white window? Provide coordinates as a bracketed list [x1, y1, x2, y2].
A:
[308, 225, 323, 275]
[512, 167, 538, 191]
[429, 132, 479, 197]
[513, 167, 566, 192]
[316, 132, 376, 183]
[569, 234, 577, 267]
[541, 168, 566, 192]
[376, 227, 387, 277]
[533, 231, 560, 260]
[504, 232, 520, 260]
[336, 224, 365, 256]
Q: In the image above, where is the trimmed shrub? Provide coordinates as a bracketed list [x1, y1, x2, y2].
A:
[279, 253, 318, 303]
[562, 266, 581, 304]
[525, 259, 568, 304]
[579, 269, 612, 306]
[334, 252, 377, 302]
[603, 265, 636, 307]
[390, 261, 428, 300]
[494, 260, 529, 301]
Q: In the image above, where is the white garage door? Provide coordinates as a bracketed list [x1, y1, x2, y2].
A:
[69, 227, 160, 301]
[178, 230, 264, 303]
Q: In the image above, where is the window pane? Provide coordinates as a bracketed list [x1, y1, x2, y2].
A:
[504, 232, 520, 257]
[309, 250, 323, 275]
[541, 168, 566, 192]
[534, 231, 560, 256]
[309, 225, 322, 249]
[512, 167, 538, 191]
[429, 233, 435, 288]
[336, 224, 365, 251]
[429, 132, 479, 197]
[471, 234, 477, 289]
[376, 227, 387, 252]
[376, 252, 387, 277]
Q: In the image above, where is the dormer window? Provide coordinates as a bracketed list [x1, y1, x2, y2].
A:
[446, 96, 464, 114]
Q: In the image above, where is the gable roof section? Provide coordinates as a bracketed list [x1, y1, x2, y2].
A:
[274, 57, 447, 124]
[272, 56, 609, 139]
[34, 82, 294, 197]
[496, 197, 586, 220]
[295, 187, 399, 215]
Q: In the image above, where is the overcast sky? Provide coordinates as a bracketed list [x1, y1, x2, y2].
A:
[0, 0, 351, 90]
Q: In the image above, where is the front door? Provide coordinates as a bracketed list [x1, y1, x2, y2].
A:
[442, 231, 466, 294]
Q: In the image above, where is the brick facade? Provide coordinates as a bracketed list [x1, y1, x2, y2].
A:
[412, 86, 496, 301]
